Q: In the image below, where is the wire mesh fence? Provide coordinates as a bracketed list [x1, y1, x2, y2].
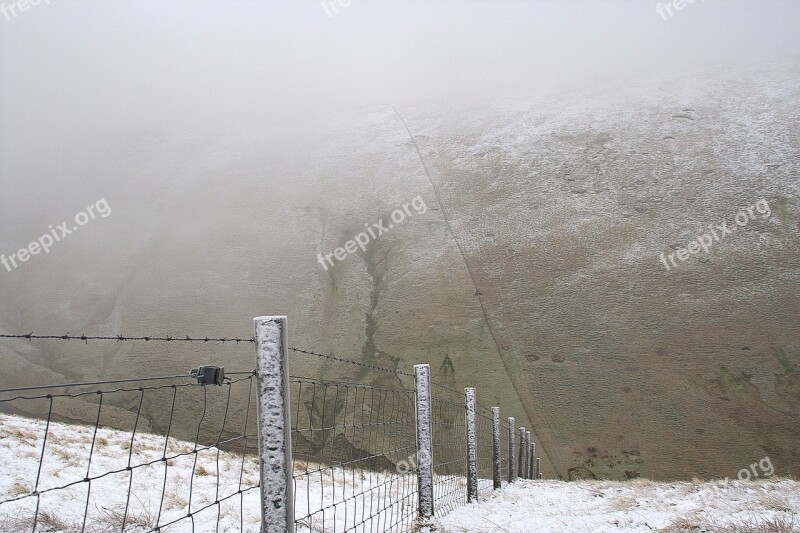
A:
[289, 377, 418, 532]
[499, 419, 510, 485]
[475, 407, 495, 495]
[0, 369, 261, 532]
[428, 391, 468, 516]
[0, 322, 544, 532]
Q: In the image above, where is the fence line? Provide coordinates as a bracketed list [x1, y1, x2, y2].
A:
[0, 317, 545, 532]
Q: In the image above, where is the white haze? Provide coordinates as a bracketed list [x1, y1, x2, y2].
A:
[1, 0, 799, 270]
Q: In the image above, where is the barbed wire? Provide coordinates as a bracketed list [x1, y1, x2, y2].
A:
[1, 332, 472, 397]
[0, 333, 255, 343]
[287, 346, 416, 379]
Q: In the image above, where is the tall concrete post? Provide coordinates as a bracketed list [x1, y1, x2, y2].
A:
[465, 388, 478, 502]
[508, 417, 516, 483]
[491, 407, 501, 490]
[414, 364, 435, 519]
[254, 316, 294, 533]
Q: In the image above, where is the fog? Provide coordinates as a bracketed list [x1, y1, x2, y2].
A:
[1, 0, 800, 483]
[1, 0, 798, 304]
[3, 0, 800, 155]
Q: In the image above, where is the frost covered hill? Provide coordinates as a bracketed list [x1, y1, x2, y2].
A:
[1, 414, 799, 533]
[1, 59, 799, 482]
[433, 478, 800, 532]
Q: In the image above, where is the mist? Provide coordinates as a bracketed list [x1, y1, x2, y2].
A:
[1, 0, 799, 484]
[3, 0, 800, 150]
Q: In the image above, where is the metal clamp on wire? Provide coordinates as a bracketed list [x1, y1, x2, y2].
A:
[189, 366, 225, 386]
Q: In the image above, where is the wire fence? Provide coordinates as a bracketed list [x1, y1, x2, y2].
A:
[429, 394, 468, 517]
[475, 406, 495, 495]
[0, 321, 544, 532]
[289, 377, 418, 532]
[0, 364, 260, 532]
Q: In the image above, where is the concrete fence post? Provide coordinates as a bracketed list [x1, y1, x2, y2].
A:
[414, 364, 435, 520]
[536, 457, 542, 480]
[507, 417, 516, 483]
[518, 426, 526, 479]
[465, 388, 478, 502]
[491, 407, 501, 490]
[526, 431, 532, 480]
[254, 316, 294, 533]
[529, 441, 536, 480]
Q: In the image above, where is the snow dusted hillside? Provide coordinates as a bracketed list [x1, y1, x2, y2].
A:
[1, 413, 798, 532]
[434, 479, 800, 533]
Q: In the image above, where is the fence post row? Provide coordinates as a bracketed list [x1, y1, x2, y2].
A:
[508, 417, 516, 483]
[491, 407, 501, 490]
[465, 388, 478, 503]
[254, 317, 538, 530]
[414, 364, 435, 520]
[253, 316, 295, 533]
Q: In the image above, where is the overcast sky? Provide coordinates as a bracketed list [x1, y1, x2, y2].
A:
[1, 0, 799, 208]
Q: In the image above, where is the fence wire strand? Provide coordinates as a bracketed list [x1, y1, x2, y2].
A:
[0, 371, 260, 532]
[0, 332, 528, 531]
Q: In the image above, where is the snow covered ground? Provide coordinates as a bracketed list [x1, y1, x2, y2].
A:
[1, 413, 798, 532]
[434, 478, 800, 532]
[0, 413, 417, 532]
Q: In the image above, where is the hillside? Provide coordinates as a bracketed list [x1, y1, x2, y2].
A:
[0, 59, 798, 481]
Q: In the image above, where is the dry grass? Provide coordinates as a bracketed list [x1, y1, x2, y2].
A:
[760, 494, 793, 512]
[38, 509, 79, 532]
[717, 515, 800, 533]
[163, 489, 189, 510]
[194, 464, 213, 476]
[659, 513, 704, 532]
[9, 482, 32, 496]
[97, 502, 156, 530]
[660, 514, 800, 533]
[607, 492, 639, 512]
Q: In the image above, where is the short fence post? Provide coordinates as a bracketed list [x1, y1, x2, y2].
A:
[536, 458, 542, 480]
[414, 364, 435, 520]
[529, 441, 535, 480]
[526, 431, 532, 479]
[507, 417, 516, 483]
[465, 388, 478, 502]
[491, 407, 501, 490]
[254, 316, 294, 533]
[518, 426, 526, 479]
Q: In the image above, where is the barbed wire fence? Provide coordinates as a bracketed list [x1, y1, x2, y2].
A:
[0, 317, 544, 532]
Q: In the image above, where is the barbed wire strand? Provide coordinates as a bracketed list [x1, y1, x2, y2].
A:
[0, 333, 464, 395]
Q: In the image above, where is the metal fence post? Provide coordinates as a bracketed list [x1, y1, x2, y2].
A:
[507, 417, 516, 483]
[254, 316, 294, 533]
[465, 388, 478, 502]
[529, 441, 535, 480]
[518, 426, 526, 479]
[536, 457, 541, 480]
[491, 407, 501, 490]
[414, 364, 435, 520]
